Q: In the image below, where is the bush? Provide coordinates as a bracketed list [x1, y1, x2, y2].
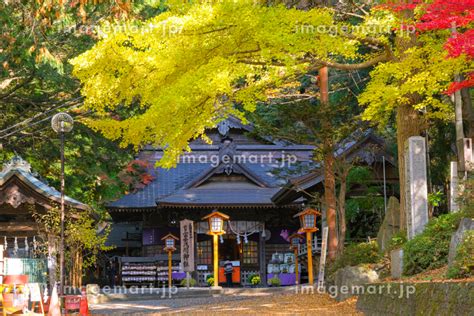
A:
[179, 277, 197, 287]
[268, 276, 281, 287]
[446, 230, 474, 279]
[403, 212, 463, 276]
[386, 231, 407, 253]
[206, 275, 214, 286]
[247, 274, 261, 286]
[457, 176, 474, 218]
[330, 241, 382, 274]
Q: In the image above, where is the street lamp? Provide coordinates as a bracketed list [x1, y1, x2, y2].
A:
[51, 112, 73, 295]
[288, 233, 304, 285]
[294, 208, 321, 285]
[161, 233, 179, 288]
[202, 210, 229, 289]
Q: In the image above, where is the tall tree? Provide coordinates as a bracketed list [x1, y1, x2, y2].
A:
[70, 0, 470, 252]
[250, 66, 370, 258]
[0, 0, 163, 207]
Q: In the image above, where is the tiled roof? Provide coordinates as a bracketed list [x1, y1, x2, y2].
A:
[108, 162, 291, 209]
[157, 186, 281, 206]
[0, 156, 88, 210]
[107, 118, 315, 210]
[107, 163, 211, 208]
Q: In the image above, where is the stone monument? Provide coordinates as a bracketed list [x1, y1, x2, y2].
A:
[450, 161, 459, 212]
[376, 196, 401, 252]
[405, 136, 429, 240]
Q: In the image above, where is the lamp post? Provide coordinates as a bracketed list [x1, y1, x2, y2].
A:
[294, 208, 321, 285]
[202, 210, 229, 289]
[161, 233, 179, 289]
[51, 112, 73, 295]
[288, 233, 304, 285]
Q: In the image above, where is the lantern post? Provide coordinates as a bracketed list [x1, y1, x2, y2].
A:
[294, 208, 321, 285]
[161, 233, 179, 288]
[288, 233, 304, 285]
[202, 210, 229, 289]
[51, 112, 73, 295]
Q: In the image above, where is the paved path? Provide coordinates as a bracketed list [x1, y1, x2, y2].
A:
[90, 292, 361, 315]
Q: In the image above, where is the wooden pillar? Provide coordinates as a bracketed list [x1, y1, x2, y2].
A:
[167, 250, 172, 288]
[213, 234, 219, 288]
[294, 248, 299, 285]
[259, 228, 266, 286]
[306, 231, 314, 284]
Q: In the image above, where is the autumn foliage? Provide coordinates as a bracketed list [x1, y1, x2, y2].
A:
[384, 0, 474, 94]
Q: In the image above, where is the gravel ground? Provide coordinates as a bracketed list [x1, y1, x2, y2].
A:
[90, 292, 361, 315]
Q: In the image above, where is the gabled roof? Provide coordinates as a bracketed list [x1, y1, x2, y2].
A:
[272, 130, 397, 205]
[107, 163, 210, 209]
[0, 156, 88, 210]
[107, 116, 312, 211]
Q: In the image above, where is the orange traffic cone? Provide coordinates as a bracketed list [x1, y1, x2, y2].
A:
[79, 287, 89, 316]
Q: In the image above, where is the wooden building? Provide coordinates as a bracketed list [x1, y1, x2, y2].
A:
[107, 119, 398, 286]
[0, 156, 89, 286]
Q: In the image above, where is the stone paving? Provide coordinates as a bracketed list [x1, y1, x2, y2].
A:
[90, 291, 361, 315]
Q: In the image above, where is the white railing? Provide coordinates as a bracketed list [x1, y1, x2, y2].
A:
[297, 236, 321, 257]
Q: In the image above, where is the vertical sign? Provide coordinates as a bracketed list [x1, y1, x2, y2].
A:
[405, 136, 429, 239]
[180, 219, 195, 272]
[0, 245, 3, 284]
[317, 226, 328, 291]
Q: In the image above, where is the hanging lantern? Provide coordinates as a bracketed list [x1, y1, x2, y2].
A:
[294, 208, 321, 233]
[24, 237, 29, 253]
[4, 236, 7, 250]
[202, 210, 229, 235]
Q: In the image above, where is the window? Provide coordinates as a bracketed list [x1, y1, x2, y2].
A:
[242, 241, 258, 265]
[197, 240, 212, 265]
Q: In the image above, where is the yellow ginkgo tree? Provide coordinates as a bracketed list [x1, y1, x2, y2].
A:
[70, 0, 392, 166]
[71, 0, 470, 259]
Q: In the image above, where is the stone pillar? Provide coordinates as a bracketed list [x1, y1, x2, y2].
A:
[405, 136, 429, 240]
[450, 161, 459, 212]
[390, 249, 403, 279]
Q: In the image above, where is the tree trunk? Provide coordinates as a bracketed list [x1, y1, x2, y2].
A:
[395, 2, 424, 232]
[336, 160, 350, 256]
[324, 149, 338, 260]
[319, 66, 338, 260]
[336, 173, 347, 256]
[396, 103, 423, 231]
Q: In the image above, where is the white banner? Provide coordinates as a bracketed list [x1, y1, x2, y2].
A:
[180, 219, 195, 272]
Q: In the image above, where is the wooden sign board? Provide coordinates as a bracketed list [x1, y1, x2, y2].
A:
[180, 219, 195, 272]
[317, 226, 328, 291]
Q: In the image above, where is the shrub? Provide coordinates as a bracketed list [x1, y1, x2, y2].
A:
[403, 212, 463, 276]
[179, 277, 197, 287]
[457, 176, 474, 218]
[330, 241, 382, 274]
[446, 230, 474, 279]
[268, 276, 281, 287]
[247, 274, 261, 286]
[206, 275, 214, 286]
[386, 231, 407, 253]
